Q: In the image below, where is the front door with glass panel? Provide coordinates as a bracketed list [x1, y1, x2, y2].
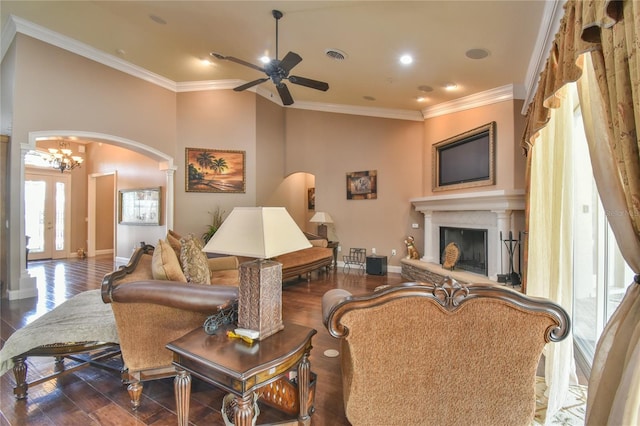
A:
[25, 172, 71, 260]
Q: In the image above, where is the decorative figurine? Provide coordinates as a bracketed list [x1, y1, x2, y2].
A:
[404, 236, 420, 260]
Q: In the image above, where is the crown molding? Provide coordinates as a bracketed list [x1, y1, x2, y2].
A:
[4, 15, 177, 91]
[521, 0, 566, 115]
[3, 14, 530, 122]
[287, 100, 424, 121]
[0, 14, 17, 60]
[421, 84, 523, 119]
[176, 79, 245, 92]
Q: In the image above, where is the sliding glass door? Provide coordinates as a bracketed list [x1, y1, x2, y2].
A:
[571, 108, 634, 368]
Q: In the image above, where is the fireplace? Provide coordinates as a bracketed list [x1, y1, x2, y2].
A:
[440, 227, 487, 275]
[410, 190, 525, 281]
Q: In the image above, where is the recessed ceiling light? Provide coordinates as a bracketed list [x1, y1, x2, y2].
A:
[444, 83, 458, 90]
[416, 97, 427, 103]
[326, 49, 347, 61]
[465, 48, 490, 59]
[260, 56, 270, 64]
[115, 48, 126, 57]
[400, 54, 413, 65]
[418, 85, 433, 93]
[149, 14, 167, 25]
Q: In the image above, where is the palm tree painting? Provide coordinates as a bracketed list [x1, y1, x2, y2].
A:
[185, 148, 245, 192]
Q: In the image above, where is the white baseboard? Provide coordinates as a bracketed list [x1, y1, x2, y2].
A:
[335, 261, 401, 274]
[95, 249, 114, 256]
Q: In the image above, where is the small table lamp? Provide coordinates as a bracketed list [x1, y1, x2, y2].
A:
[309, 211, 333, 239]
[202, 207, 311, 339]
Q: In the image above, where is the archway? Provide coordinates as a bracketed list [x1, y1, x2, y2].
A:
[11, 130, 176, 300]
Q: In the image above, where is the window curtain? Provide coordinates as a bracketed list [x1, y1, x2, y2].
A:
[522, 1, 639, 424]
[526, 83, 579, 422]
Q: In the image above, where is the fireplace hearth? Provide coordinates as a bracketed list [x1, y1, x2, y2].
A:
[440, 227, 487, 275]
[410, 190, 526, 281]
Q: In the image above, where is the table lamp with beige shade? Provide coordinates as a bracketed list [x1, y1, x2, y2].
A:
[202, 207, 311, 340]
[309, 211, 333, 239]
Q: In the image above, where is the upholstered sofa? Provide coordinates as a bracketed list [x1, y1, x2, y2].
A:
[210, 231, 334, 283]
[271, 234, 333, 282]
[101, 243, 239, 409]
[102, 229, 332, 409]
[322, 278, 571, 426]
[165, 231, 334, 285]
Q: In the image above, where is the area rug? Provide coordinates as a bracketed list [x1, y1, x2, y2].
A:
[533, 376, 588, 425]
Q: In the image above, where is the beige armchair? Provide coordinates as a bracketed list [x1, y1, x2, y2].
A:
[101, 246, 239, 409]
[322, 277, 570, 426]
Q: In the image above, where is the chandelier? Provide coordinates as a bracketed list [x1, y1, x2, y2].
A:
[48, 141, 83, 172]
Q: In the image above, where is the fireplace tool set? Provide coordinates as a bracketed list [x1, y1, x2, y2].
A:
[498, 231, 521, 286]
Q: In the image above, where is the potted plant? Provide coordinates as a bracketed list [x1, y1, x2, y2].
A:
[203, 207, 225, 243]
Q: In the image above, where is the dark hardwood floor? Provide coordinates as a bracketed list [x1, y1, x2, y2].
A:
[1, 256, 404, 425]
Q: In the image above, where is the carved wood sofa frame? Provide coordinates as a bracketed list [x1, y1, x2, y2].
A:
[322, 277, 571, 426]
[101, 245, 239, 409]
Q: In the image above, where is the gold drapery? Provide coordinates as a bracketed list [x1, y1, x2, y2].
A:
[522, 1, 639, 424]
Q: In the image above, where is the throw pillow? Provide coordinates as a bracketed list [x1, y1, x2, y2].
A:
[168, 229, 182, 240]
[152, 239, 187, 282]
[166, 232, 183, 265]
[180, 234, 211, 285]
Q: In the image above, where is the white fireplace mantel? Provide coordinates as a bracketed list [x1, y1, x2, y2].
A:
[410, 189, 525, 281]
[410, 189, 525, 213]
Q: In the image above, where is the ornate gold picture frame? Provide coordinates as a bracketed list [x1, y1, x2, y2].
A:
[432, 122, 496, 192]
[186, 148, 246, 193]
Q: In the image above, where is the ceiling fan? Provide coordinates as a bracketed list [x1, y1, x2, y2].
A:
[210, 9, 329, 106]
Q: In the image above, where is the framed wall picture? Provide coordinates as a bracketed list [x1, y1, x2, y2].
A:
[119, 187, 161, 225]
[432, 122, 496, 192]
[346, 170, 377, 200]
[185, 148, 246, 193]
[308, 187, 315, 210]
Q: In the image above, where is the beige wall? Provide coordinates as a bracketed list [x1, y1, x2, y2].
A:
[175, 90, 258, 237]
[11, 36, 176, 151]
[423, 100, 526, 196]
[255, 95, 286, 207]
[284, 109, 425, 265]
[4, 34, 177, 282]
[86, 143, 166, 256]
[4, 33, 529, 290]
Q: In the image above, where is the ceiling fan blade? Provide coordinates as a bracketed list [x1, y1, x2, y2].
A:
[288, 75, 329, 92]
[211, 53, 265, 73]
[234, 78, 269, 91]
[277, 83, 294, 106]
[279, 52, 302, 73]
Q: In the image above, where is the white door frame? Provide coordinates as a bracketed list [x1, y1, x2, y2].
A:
[25, 169, 72, 260]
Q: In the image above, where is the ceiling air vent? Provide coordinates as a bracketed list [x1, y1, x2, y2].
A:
[325, 49, 347, 61]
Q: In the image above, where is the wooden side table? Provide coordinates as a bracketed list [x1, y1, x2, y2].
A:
[167, 323, 317, 426]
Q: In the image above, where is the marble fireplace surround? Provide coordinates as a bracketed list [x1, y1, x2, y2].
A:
[410, 189, 525, 282]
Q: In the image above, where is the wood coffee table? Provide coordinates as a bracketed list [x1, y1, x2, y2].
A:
[167, 323, 317, 426]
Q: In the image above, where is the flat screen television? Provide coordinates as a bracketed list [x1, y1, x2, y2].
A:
[432, 122, 496, 191]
